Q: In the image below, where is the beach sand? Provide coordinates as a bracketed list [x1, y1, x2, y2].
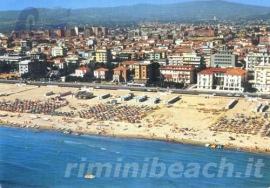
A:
[0, 83, 269, 155]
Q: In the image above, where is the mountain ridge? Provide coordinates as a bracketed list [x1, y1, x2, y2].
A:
[0, 1, 270, 32]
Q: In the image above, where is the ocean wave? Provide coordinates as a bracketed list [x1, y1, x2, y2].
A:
[64, 140, 84, 145]
[1, 161, 39, 172]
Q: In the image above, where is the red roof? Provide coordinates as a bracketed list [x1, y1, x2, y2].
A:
[226, 68, 246, 75]
[114, 66, 129, 71]
[77, 66, 90, 71]
[198, 68, 246, 76]
[198, 68, 227, 75]
[94, 67, 109, 72]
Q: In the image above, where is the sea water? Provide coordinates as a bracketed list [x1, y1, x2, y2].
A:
[0, 126, 269, 188]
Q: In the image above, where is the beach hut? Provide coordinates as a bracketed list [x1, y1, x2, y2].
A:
[98, 93, 110, 100]
[165, 96, 180, 105]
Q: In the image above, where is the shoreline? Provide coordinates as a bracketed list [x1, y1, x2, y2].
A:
[0, 83, 269, 156]
[2, 122, 270, 156]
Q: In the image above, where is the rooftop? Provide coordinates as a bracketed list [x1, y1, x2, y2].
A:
[160, 65, 195, 71]
[198, 68, 246, 75]
[76, 66, 90, 71]
[94, 67, 109, 72]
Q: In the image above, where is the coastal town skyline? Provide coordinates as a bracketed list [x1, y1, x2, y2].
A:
[0, 0, 270, 10]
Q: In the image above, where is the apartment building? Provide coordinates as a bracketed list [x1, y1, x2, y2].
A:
[148, 52, 162, 61]
[113, 66, 130, 82]
[168, 53, 183, 65]
[253, 64, 270, 93]
[159, 65, 195, 84]
[245, 52, 270, 72]
[95, 49, 112, 63]
[19, 59, 46, 76]
[182, 52, 202, 68]
[197, 68, 247, 91]
[168, 52, 202, 68]
[74, 66, 91, 77]
[94, 67, 109, 80]
[210, 51, 237, 68]
[52, 46, 67, 57]
[133, 61, 152, 84]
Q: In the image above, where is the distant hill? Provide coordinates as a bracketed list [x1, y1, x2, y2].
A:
[70, 1, 270, 22]
[0, 0, 270, 32]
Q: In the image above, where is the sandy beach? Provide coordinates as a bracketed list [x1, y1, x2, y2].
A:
[0, 83, 269, 155]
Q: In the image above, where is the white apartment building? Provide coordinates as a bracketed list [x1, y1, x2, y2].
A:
[168, 52, 201, 68]
[52, 46, 66, 57]
[182, 52, 202, 67]
[19, 60, 32, 75]
[160, 65, 195, 84]
[74, 66, 90, 77]
[245, 52, 270, 92]
[197, 68, 247, 91]
[253, 65, 270, 93]
[245, 52, 270, 72]
[168, 53, 183, 65]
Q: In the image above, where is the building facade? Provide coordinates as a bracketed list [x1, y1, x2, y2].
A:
[52, 46, 66, 57]
[133, 61, 152, 84]
[253, 65, 270, 93]
[210, 51, 237, 68]
[197, 68, 247, 92]
[159, 65, 195, 84]
[245, 52, 270, 72]
[94, 67, 109, 80]
[95, 49, 112, 63]
[75, 66, 91, 77]
[19, 59, 46, 76]
[168, 52, 202, 68]
[149, 52, 162, 61]
[113, 66, 130, 82]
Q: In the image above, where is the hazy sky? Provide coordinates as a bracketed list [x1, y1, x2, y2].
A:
[1, 0, 270, 11]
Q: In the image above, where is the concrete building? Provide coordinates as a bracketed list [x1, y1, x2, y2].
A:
[168, 53, 183, 65]
[19, 60, 32, 75]
[210, 51, 237, 68]
[119, 53, 132, 61]
[182, 52, 202, 68]
[101, 27, 108, 36]
[245, 52, 270, 86]
[21, 40, 32, 52]
[245, 52, 270, 72]
[75, 66, 91, 77]
[95, 49, 112, 63]
[113, 66, 130, 82]
[92, 27, 108, 36]
[94, 67, 109, 80]
[149, 52, 162, 61]
[197, 68, 247, 92]
[168, 52, 202, 68]
[52, 46, 66, 57]
[133, 61, 152, 84]
[19, 58, 46, 76]
[253, 64, 270, 93]
[0, 53, 29, 72]
[159, 65, 195, 84]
